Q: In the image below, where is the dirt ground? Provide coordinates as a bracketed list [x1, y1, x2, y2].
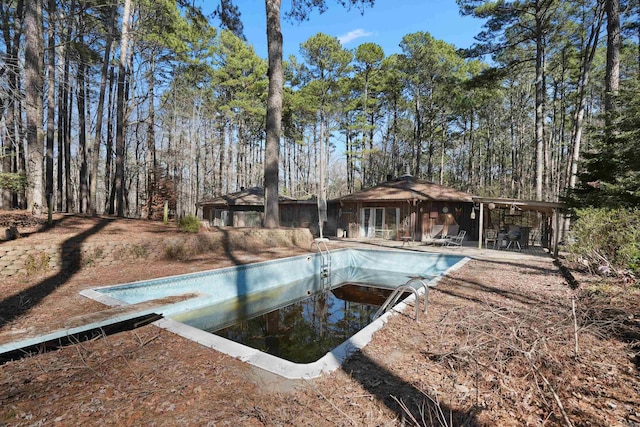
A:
[1, 213, 639, 426]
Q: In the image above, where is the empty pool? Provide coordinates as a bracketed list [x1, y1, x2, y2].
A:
[81, 248, 470, 379]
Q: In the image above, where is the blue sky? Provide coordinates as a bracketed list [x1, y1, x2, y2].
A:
[202, 0, 486, 59]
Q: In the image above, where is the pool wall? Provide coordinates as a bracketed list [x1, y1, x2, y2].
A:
[81, 248, 471, 379]
[84, 249, 462, 309]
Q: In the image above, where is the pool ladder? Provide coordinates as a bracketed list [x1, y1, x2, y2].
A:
[312, 238, 331, 290]
[373, 278, 430, 321]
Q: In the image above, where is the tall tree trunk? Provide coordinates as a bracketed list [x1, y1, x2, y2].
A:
[45, 0, 55, 210]
[368, 109, 375, 184]
[346, 112, 353, 193]
[188, 103, 197, 214]
[77, 60, 89, 213]
[567, 5, 604, 191]
[534, 14, 545, 201]
[115, 0, 132, 217]
[63, 0, 75, 212]
[604, 0, 620, 130]
[64, 78, 73, 212]
[439, 127, 445, 185]
[105, 65, 116, 214]
[1, 0, 23, 208]
[25, 0, 44, 212]
[146, 54, 157, 219]
[413, 94, 421, 177]
[146, 50, 158, 218]
[391, 98, 399, 178]
[318, 107, 326, 235]
[90, 2, 116, 215]
[218, 122, 225, 195]
[468, 114, 475, 191]
[225, 123, 233, 194]
[264, 0, 282, 228]
[55, 6, 65, 212]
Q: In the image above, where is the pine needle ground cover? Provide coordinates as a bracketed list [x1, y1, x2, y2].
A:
[1, 214, 639, 426]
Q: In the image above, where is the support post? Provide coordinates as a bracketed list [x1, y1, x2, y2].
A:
[553, 208, 560, 257]
[477, 202, 484, 250]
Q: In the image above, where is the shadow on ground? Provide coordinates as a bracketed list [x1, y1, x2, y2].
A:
[0, 218, 113, 328]
[342, 350, 480, 425]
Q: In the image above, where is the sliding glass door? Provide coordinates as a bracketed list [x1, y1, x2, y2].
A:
[360, 207, 400, 238]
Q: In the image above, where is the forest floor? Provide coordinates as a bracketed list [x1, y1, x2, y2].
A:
[1, 211, 639, 426]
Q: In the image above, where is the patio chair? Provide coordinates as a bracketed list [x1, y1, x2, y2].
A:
[445, 224, 459, 238]
[484, 229, 498, 249]
[423, 225, 445, 245]
[529, 229, 541, 247]
[445, 230, 466, 247]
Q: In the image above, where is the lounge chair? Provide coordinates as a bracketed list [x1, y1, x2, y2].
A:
[423, 225, 445, 245]
[445, 224, 459, 238]
[445, 230, 466, 247]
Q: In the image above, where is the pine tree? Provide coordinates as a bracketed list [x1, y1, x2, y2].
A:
[569, 81, 640, 208]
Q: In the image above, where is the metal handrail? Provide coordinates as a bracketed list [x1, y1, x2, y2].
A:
[373, 277, 432, 321]
[311, 238, 331, 290]
[311, 237, 329, 254]
[404, 278, 429, 314]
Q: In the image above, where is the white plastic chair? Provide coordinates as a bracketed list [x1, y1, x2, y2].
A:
[445, 230, 466, 247]
[484, 229, 498, 249]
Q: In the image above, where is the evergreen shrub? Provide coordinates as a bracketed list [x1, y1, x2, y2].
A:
[567, 208, 639, 283]
[178, 215, 201, 233]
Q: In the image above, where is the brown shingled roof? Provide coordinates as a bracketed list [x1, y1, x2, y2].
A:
[198, 187, 297, 207]
[337, 175, 474, 203]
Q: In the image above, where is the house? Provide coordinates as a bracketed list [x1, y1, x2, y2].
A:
[199, 179, 565, 253]
[333, 174, 475, 242]
[198, 187, 319, 232]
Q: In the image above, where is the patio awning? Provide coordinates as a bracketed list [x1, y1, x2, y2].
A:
[471, 196, 565, 214]
[471, 196, 566, 256]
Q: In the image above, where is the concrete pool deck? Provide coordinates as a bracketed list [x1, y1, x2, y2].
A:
[333, 237, 552, 263]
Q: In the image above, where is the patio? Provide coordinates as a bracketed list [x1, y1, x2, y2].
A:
[334, 235, 551, 262]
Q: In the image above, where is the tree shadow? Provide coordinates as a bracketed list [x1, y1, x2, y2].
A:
[217, 227, 250, 326]
[0, 218, 114, 328]
[0, 215, 71, 245]
[473, 256, 565, 277]
[341, 350, 480, 425]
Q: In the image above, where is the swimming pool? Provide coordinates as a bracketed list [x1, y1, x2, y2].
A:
[81, 248, 469, 379]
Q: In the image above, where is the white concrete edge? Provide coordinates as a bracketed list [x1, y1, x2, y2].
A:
[79, 289, 129, 307]
[1, 292, 213, 356]
[0, 307, 161, 354]
[447, 256, 472, 272]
